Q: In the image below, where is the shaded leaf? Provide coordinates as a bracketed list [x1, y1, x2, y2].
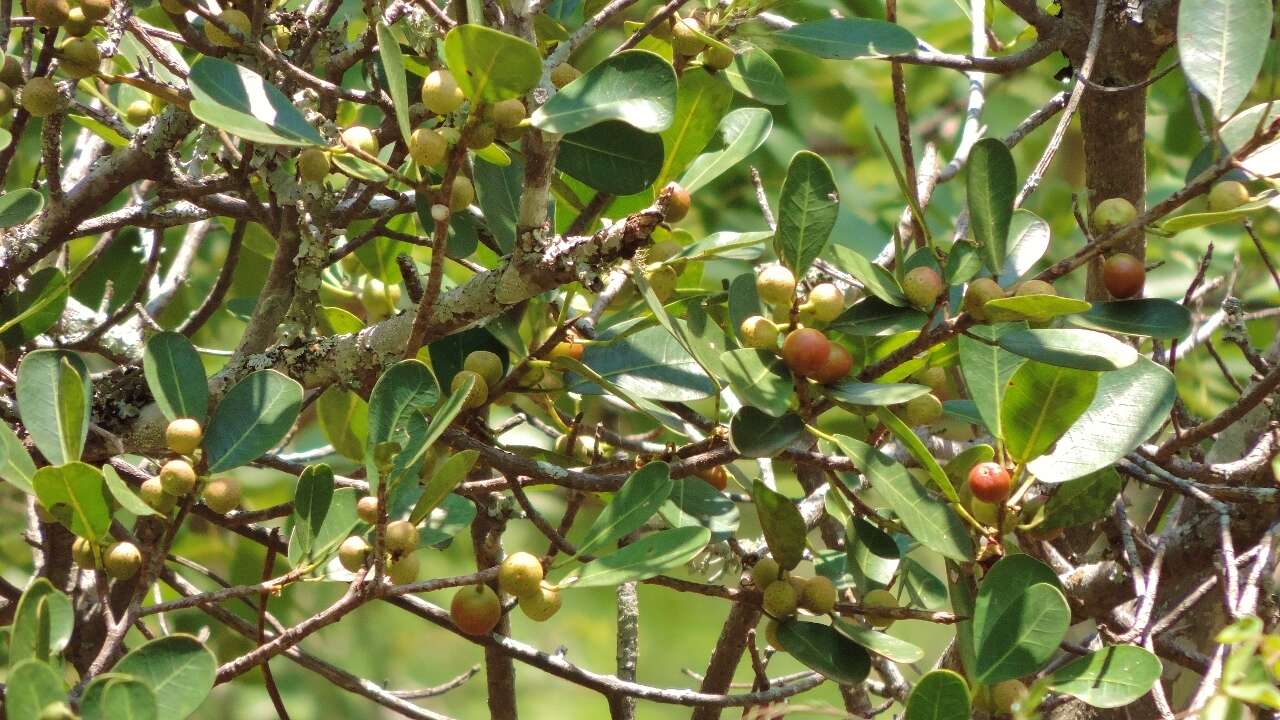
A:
[773, 18, 917, 59]
[0, 188, 44, 228]
[846, 516, 900, 593]
[825, 381, 929, 408]
[906, 670, 971, 720]
[1068, 298, 1192, 338]
[557, 121, 664, 195]
[774, 151, 839, 274]
[103, 464, 159, 517]
[998, 328, 1139, 371]
[657, 67, 733, 188]
[959, 324, 1025, 439]
[409, 449, 478, 525]
[82, 675, 158, 720]
[1048, 645, 1162, 708]
[679, 107, 772, 193]
[730, 407, 805, 458]
[1042, 468, 1123, 530]
[1178, 0, 1272, 119]
[1001, 362, 1099, 463]
[967, 138, 1017, 275]
[290, 464, 335, 565]
[33, 463, 112, 543]
[0, 420, 38, 494]
[143, 332, 209, 424]
[829, 244, 906, 306]
[17, 349, 91, 466]
[188, 57, 324, 146]
[776, 620, 871, 684]
[722, 49, 788, 105]
[205, 370, 303, 473]
[5, 659, 65, 720]
[578, 462, 673, 555]
[753, 479, 807, 570]
[114, 635, 216, 720]
[10, 578, 73, 664]
[720, 348, 793, 417]
[572, 325, 715, 401]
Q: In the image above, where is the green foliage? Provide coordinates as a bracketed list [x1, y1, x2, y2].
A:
[204, 369, 303, 473]
[577, 461, 672, 554]
[113, 636, 216, 720]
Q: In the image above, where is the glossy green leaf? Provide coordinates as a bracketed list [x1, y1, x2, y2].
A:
[444, 25, 543, 102]
[114, 635, 216, 720]
[531, 50, 676, 133]
[974, 582, 1069, 682]
[973, 554, 1061, 642]
[773, 18, 917, 59]
[829, 297, 925, 335]
[983, 294, 1091, 324]
[82, 675, 158, 720]
[557, 121, 664, 195]
[567, 526, 710, 588]
[776, 620, 871, 684]
[720, 348, 793, 417]
[1161, 193, 1273, 232]
[657, 68, 733, 188]
[1048, 645, 1162, 708]
[877, 408, 960, 503]
[1001, 362, 1098, 462]
[5, 659, 65, 720]
[387, 373, 476, 492]
[722, 48, 788, 105]
[290, 464, 334, 564]
[103, 464, 159, 516]
[205, 369, 304, 473]
[376, 25, 411, 143]
[69, 113, 130, 148]
[825, 381, 929, 408]
[829, 244, 906, 306]
[572, 325, 715, 401]
[846, 516, 900, 593]
[945, 240, 984, 285]
[753, 479, 807, 570]
[188, 57, 325, 146]
[906, 670, 971, 720]
[1028, 357, 1176, 482]
[967, 138, 1017, 275]
[1, 420, 38, 494]
[33, 462, 112, 543]
[419, 492, 477, 547]
[679, 108, 772, 193]
[959, 324, 1024, 438]
[290, 487, 358, 567]
[143, 332, 209, 424]
[1042, 468, 1123, 530]
[367, 360, 440, 453]
[316, 386, 368, 461]
[0, 266, 67, 341]
[1068, 298, 1192, 338]
[17, 349, 90, 465]
[579, 462, 673, 555]
[659, 478, 739, 539]
[729, 408, 805, 458]
[832, 435, 972, 562]
[998, 328, 1138, 371]
[998, 210, 1051, 285]
[833, 618, 924, 663]
[0, 188, 44, 228]
[473, 155, 522, 253]
[10, 578, 73, 664]
[1220, 103, 1280, 176]
[774, 151, 839, 274]
[1178, 0, 1272, 119]
[409, 449, 478, 525]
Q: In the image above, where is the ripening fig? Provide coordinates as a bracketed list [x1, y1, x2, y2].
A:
[1014, 279, 1055, 296]
[140, 477, 176, 513]
[450, 176, 474, 212]
[206, 9, 251, 47]
[421, 69, 464, 114]
[159, 458, 197, 496]
[914, 366, 949, 398]
[491, 98, 526, 129]
[32, 0, 70, 27]
[968, 461, 1011, 503]
[781, 328, 832, 378]
[1090, 197, 1136, 233]
[298, 147, 330, 181]
[988, 679, 1028, 714]
[696, 465, 729, 491]
[65, 7, 92, 36]
[0, 83, 15, 115]
[452, 370, 489, 409]
[465, 121, 496, 150]
[645, 6, 673, 40]
[518, 581, 562, 621]
[464, 350, 504, 389]
[21, 77, 62, 118]
[671, 16, 706, 56]
[165, 418, 203, 455]
[201, 477, 240, 514]
[103, 541, 142, 580]
[0, 56, 21, 87]
[900, 392, 943, 426]
[647, 266, 678, 302]
[962, 277, 1006, 321]
[1208, 180, 1250, 212]
[355, 496, 379, 525]
[702, 44, 734, 70]
[341, 125, 378, 156]
[902, 266, 943, 309]
[498, 551, 544, 597]
[860, 588, 898, 628]
[750, 557, 780, 589]
[805, 283, 844, 322]
[755, 265, 796, 306]
[810, 343, 852, 384]
[763, 580, 798, 617]
[385, 520, 419, 555]
[338, 536, 369, 571]
[388, 551, 420, 584]
[550, 63, 581, 88]
[666, 183, 691, 223]
[548, 341, 584, 361]
[80, 0, 111, 21]
[72, 536, 97, 568]
[451, 584, 502, 635]
[739, 315, 779, 350]
[58, 37, 99, 78]
[800, 575, 838, 614]
[125, 99, 153, 126]
[1102, 252, 1144, 299]
[408, 127, 446, 166]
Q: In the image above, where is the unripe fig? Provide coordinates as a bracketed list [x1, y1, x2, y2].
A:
[125, 99, 153, 126]
[273, 25, 292, 50]
[1090, 197, 1136, 233]
[860, 588, 898, 628]
[756, 265, 796, 306]
[72, 536, 97, 568]
[914, 366, 950, 398]
[900, 392, 943, 426]
[1102, 252, 1144, 299]
[421, 69, 464, 114]
[450, 175, 474, 211]
[806, 283, 844, 322]
[356, 495, 379, 524]
[518, 581, 562, 621]
[464, 350, 504, 389]
[902, 266, 943, 309]
[338, 535, 369, 571]
[206, 9, 251, 47]
[80, 0, 111, 21]
[298, 147, 330, 181]
[21, 76, 62, 118]
[59, 37, 100, 78]
[1014, 279, 1055, 296]
[408, 127, 446, 166]
[65, 7, 92, 36]
[800, 575, 838, 614]
[762, 579, 798, 617]
[388, 551, 420, 584]
[782, 328, 831, 377]
[498, 551, 544, 597]
[810, 342, 853, 384]
[32, 0, 70, 27]
[465, 121, 496, 150]
[1208, 180, 1250, 212]
[648, 239, 683, 263]
[962, 277, 1006, 321]
[671, 16, 705, 56]
[970, 498, 1000, 525]
[968, 461, 1011, 503]
[0, 82, 14, 114]
[750, 557, 780, 589]
[663, 183, 691, 222]
[360, 277, 400, 320]
[103, 541, 142, 580]
[165, 417, 203, 455]
[159, 458, 197, 496]
[696, 465, 728, 491]
[384, 520, 418, 555]
[140, 477, 176, 513]
[340, 125, 378, 156]
[702, 44, 734, 70]
[550, 63, 581, 88]
[491, 98, 526, 129]
[988, 679, 1028, 714]
[739, 315, 779, 350]
[451, 369, 488, 409]
[201, 477, 240, 514]
[0, 56, 22, 87]
[548, 341, 584, 362]
[645, 6, 674, 40]
[451, 584, 502, 635]
[647, 266, 678, 302]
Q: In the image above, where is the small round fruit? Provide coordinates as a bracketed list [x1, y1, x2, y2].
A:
[103, 541, 142, 580]
[58, 37, 100, 78]
[1208, 180, 1250, 212]
[451, 584, 502, 635]
[861, 588, 898, 628]
[810, 343, 852, 384]
[968, 461, 1011, 503]
[450, 175, 474, 212]
[498, 551, 544, 597]
[338, 535, 370, 572]
[491, 98, 526, 129]
[451, 369, 489, 409]
[206, 9, 251, 47]
[159, 459, 197, 496]
[165, 418, 203, 455]
[702, 44, 734, 70]
[72, 537, 97, 568]
[647, 266, 678, 302]
[201, 477, 240, 514]
[645, 6, 674, 40]
[408, 127, 446, 167]
[464, 350, 504, 388]
[781, 328, 832, 377]
[518, 581, 562, 621]
[1090, 197, 1136, 233]
[647, 239, 682, 264]
[140, 477, 176, 513]
[341, 125, 378, 156]
[385, 520, 418, 555]
[547, 341, 584, 364]
[32, 0, 70, 27]
[989, 679, 1028, 714]
[914, 366, 949, 397]
[901, 392, 943, 426]
[421, 69, 464, 114]
[1102, 252, 1145, 299]
[762, 580, 798, 618]
[360, 277, 399, 321]
[1014, 279, 1056, 296]
[298, 147, 330, 181]
[0, 82, 16, 114]
[962, 277, 1006, 321]
[65, 7, 92, 36]
[696, 465, 728, 491]
[388, 551, 420, 584]
[807, 283, 844, 322]
[800, 575, 838, 614]
[739, 315, 779, 350]
[356, 495, 379, 525]
[550, 63, 580, 88]
[756, 265, 796, 306]
[80, 0, 111, 21]
[750, 557, 780, 589]
[21, 76, 61, 117]
[671, 16, 705, 56]
[0, 56, 22, 87]
[665, 183, 691, 223]
[464, 121, 496, 150]
[902, 266, 943, 309]
[125, 99, 153, 126]
[273, 25, 292, 50]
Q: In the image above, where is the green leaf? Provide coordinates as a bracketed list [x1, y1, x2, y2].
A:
[316, 386, 368, 461]
[945, 240, 984, 285]
[387, 374, 475, 489]
[290, 464, 335, 564]
[578, 462, 673, 555]
[974, 582, 1069, 682]
[906, 670, 971, 720]
[571, 325, 715, 401]
[1001, 362, 1099, 463]
[829, 297, 925, 335]
[443, 24, 541, 102]
[473, 155, 523, 253]
[967, 138, 1017, 275]
[659, 478, 739, 539]
[557, 121, 664, 195]
[722, 49, 788, 105]
[1221, 103, 1280, 176]
[719, 348, 793, 417]
[1160, 193, 1274, 233]
[0, 188, 44, 228]
[367, 360, 440, 454]
[679, 108, 772, 193]
[1048, 645, 1162, 708]
[188, 57, 325, 146]
[143, 332, 209, 423]
[1177, 0, 1272, 119]
[846, 516, 900, 593]
[531, 50, 676, 133]
[82, 675, 158, 720]
[877, 408, 960, 503]
[1028, 357, 1176, 483]
[567, 526, 710, 588]
[998, 328, 1138, 371]
[998, 210, 1051, 285]
[70, 112, 130, 148]
[959, 324, 1025, 438]
[0, 266, 67, 342]
[5, 659, 65, 720]
[103, 464, 159, 516]
[376, 25, 411, 144]
[114, 635, 216, 720]
[728, 272, 764, 343]
[33, 463, 112, 543]
[290, 488, 358, 567]
[983, 294, 1091, 324]
[753, 479, 808, 570]
[1041, 468, 1123, 530]
[831, 435, 973, 562]
[774, 151, 839, 274]
[427, 326, 508, 392]
[829, 244, 906, 306]
[10, 578, 73, 664]
[825, 381, 929, 408]
[1068, 298, 1192, 338]
[833, 618, 925, 663]
[776, 620, 871, 684]
[204, 370, 303, 473]
[419, 492, 477, 547]
[729, 408, 805, 458]
[657, 68, 733, 188]
[409, 449, 478, 525]
[17, 349, 90, 465]
[773, 18, 917, 59]
[1, 420, 38, 494]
